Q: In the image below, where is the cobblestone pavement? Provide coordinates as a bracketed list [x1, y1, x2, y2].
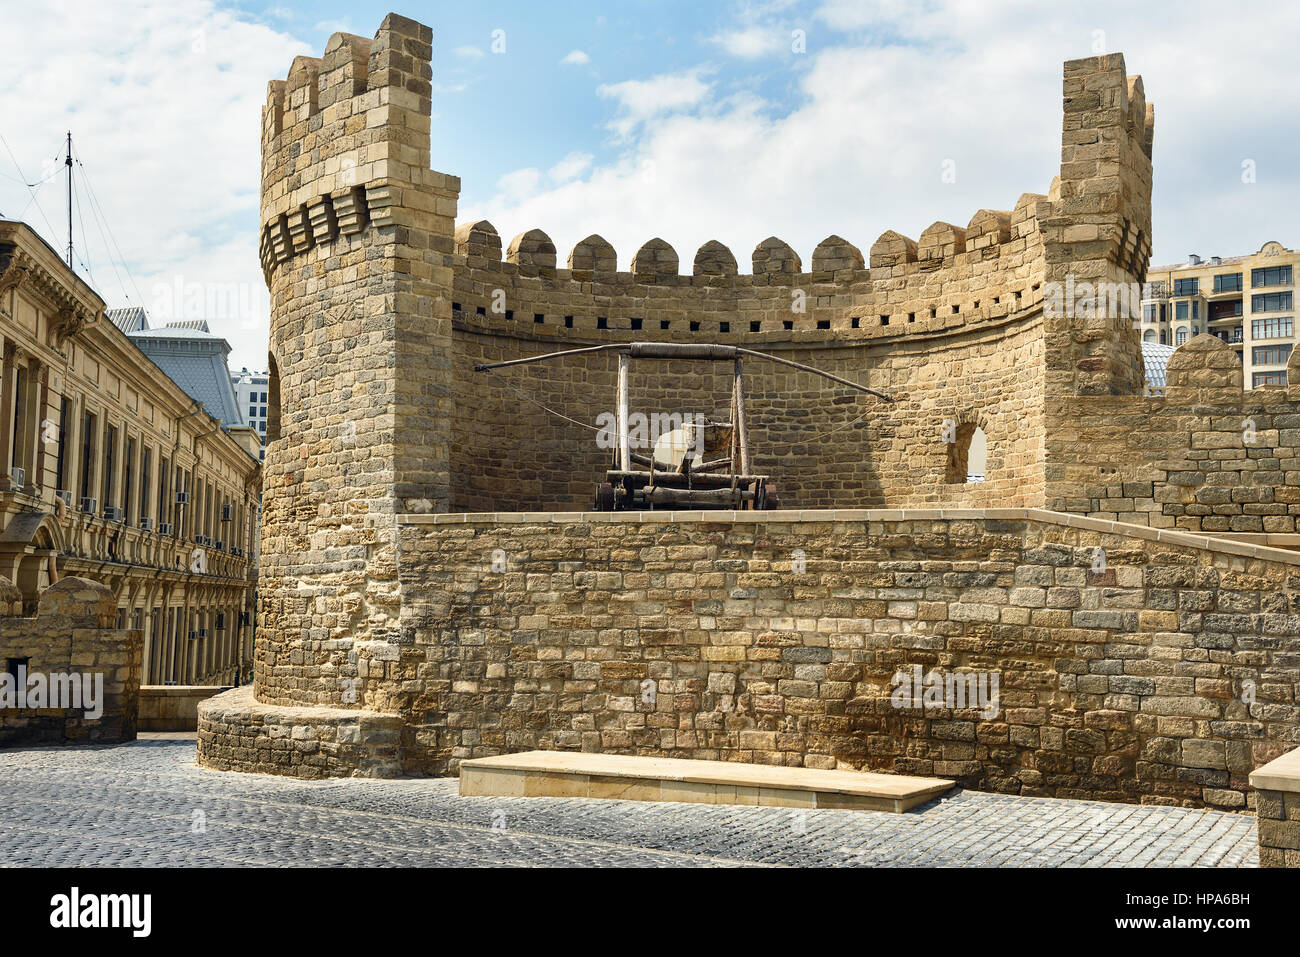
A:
[0, 738, 1258, 867]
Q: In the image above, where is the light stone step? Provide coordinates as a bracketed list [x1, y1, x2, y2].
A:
[459, 750, 954, 812]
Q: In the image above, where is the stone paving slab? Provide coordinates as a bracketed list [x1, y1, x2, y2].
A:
[0, 740, 1259, 868]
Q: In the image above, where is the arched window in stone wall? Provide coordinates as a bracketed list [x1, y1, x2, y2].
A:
[944, 421, 987, 484]
[265, 353, 281, 446]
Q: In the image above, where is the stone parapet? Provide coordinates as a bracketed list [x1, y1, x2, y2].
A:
[1250, 748, 1300, 867]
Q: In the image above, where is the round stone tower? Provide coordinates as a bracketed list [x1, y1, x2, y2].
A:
[199, 13, 461, 778]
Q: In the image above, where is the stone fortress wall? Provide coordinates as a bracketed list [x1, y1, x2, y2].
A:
[0, 577, 142, 746]
[201, 13, 1300, 818]
[445, 198, 1052, 513]
[389, 511, 1299, 808]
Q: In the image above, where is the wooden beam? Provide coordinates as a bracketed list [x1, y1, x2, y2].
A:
[616, 352, 630, 472]
[734, 358, 750, 476]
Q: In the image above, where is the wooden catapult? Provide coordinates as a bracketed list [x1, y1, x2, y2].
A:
[475, 342, 891, 511]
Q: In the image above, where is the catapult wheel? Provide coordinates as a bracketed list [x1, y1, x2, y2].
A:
[594, 482, 616, 511]
[763, 482, 781, 510]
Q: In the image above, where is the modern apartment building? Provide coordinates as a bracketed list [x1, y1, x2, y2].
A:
[1140, 240, 1296, 389]
[0, 219, 261, 685]
[231, 368, 269, 461]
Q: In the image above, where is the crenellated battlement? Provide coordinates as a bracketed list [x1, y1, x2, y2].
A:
[257, 18, 1152, 401]
[256, 19, 1150, 408]
[259, 14, 457, 284]
[429, 182, 1053, 351]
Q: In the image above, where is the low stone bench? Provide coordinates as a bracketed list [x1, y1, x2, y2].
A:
[1250, 748, 1300, 867]
[460, 751, 954, 812]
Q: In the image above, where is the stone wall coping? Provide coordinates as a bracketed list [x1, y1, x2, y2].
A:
[1250, 748, 1300, 793]
[198, 686, 403, 727]
[141, 685, 232, 698]
[397, 508, 1300, 567]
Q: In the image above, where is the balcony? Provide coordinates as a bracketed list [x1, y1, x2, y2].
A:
[1207, 298, 1244, 320]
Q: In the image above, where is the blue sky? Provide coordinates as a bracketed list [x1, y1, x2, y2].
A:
[1, 0, 1298, 371]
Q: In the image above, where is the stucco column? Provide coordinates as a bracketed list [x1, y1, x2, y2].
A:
[109, 417, 125, 513]
[61, 394, 81, 501]
[86, 406, 104, 509]
[0, 340, 15, 490]
[31, 362, 49, 492]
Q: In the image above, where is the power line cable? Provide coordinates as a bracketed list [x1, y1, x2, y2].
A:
[78, 165, 130, 304]
[0, 130, 64, 249]
[74, 146, 147, 310]
[72, 172, 96, 285]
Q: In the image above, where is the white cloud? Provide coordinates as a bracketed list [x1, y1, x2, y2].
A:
[597, 69, 713, 137]
[462, 0, 1300, 279]
[0, 0, 306, 370]
[710, 27, 783, 58]
[453, 45, 485, 60]
[495, 167, 542, 203]
[549, 152, 594, 183]
[3, 0, 1297, 380]
[314, 18, 351, 35]
[561, 50, 591, 66]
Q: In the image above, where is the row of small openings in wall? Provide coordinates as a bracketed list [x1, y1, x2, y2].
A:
[452, 288, 1035, 333]
[453, 303, 672, 331]
[848, 289, 1030, 328]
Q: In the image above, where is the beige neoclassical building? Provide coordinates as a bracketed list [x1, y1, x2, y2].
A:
[1141, 240, 1297, 389]
[0, 219, 261, 685]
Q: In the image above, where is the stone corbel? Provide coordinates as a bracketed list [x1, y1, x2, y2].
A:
[51, 305, 86, 344]
[0, 257, 27, 318]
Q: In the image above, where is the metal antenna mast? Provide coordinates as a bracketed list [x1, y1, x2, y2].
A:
[64, 130, 73, 267]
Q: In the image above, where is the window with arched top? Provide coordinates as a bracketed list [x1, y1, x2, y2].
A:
[945, 422, 987, 484]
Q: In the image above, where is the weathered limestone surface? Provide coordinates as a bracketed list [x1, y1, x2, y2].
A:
[138, 685, 231, 732]
[198, 685, 402, 779]
[380, 512, 1299, 808]
[1250, 748, 1300, 867]
[0, 577, 141, 745]
[1046, 335, 1300, 533]
[207, 16, 1300, 858]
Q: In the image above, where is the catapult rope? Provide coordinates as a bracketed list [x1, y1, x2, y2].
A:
[481, 366, 872, 446]
[792, 406, 874, 443]
[480, 367, 604, 432]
